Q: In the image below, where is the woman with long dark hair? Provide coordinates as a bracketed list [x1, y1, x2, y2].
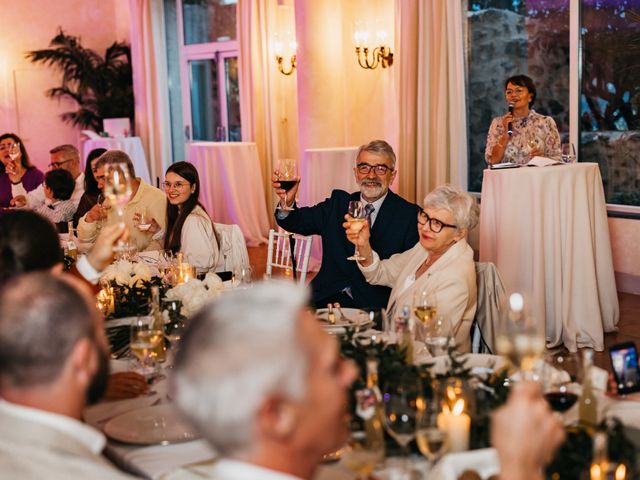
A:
[0, 133, 44, 208]
[147, 161, 219, 273]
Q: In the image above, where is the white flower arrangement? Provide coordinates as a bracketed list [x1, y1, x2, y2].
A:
[100, 259, 152, 288]
[164, 272, 224, 317]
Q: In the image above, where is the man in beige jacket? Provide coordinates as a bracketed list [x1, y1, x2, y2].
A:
[77, 149, 166, 251]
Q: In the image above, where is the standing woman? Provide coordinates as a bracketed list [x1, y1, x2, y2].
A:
[485, 75, 561, 165]
[0, 133, 44, 208]
[148, 161, 219, 273]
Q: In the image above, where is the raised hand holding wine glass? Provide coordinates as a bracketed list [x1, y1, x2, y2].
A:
[346, 201, 367, 261]
[273, 158, 299, 211]
[103, 161, 133, 253]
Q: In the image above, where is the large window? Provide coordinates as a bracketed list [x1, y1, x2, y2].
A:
[465, 0, 640, 208]
[178, 0, 241, 143]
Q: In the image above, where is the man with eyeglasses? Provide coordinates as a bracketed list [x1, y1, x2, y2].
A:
[272, 139, 419, 309]
[10, 144, 85, 211]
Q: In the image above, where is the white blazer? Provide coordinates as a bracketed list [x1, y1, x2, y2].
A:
[360, 239, 477, 352]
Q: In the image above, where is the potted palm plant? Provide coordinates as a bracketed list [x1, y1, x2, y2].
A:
[26, 28, 134, 133]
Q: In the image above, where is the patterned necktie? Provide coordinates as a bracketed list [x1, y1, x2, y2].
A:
[364, 203, 375, 227]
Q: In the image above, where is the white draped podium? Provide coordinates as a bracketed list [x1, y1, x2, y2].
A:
[83, 137, 152, 185]
[298, 147, 360, 269]
[188, 142, 269, 246]
[479, 163, 619, 352]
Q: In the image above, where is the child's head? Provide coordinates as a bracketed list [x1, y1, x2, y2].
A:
[44, 169, 75, 201]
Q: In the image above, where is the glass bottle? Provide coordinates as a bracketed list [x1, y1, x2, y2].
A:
[580, 349, 598, 426]
[397, 305, 414, 364]
[66, 221, 78, 261]
[149, 286, 166, 362]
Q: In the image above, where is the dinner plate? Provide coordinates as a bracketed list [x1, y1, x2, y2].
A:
[104, 404, 200, 445]
[315, 308, 373, 329]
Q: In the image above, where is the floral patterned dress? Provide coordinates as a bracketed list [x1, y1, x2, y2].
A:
[485, 109, 561, 164]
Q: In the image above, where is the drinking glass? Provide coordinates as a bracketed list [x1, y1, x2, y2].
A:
[342, 430, 384, 479]
[416, 395, 448, 466]
[383, 376, 420, 475]
[495, 293, 546, 381]
[130, 316, 163, 377]
[233, 266, 253, 287]
[543, 352, 582, 413]
[8, 143, 20, 162]
[422, 315, 453, 357]
[103, 162, 133, 253]
[135, 207, 152, 231]
[346, 201, 366, 261]
[413, 289, 437, 325]
[561, 143, 577, 163]
[275, 158, 298, 211]
[164, 304, 186, 367]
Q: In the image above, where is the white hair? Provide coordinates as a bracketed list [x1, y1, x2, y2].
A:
[423, 184, 479, 231]
[171, 280, 309, 456]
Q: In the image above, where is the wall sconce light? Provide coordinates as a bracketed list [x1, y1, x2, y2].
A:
[274, 38, 297, 76]
[353, 19, 393, 70]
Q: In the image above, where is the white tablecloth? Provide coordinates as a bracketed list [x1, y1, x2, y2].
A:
[83, 137, 152, 185]
[298, 147, 360, 269]
[188, 142, 269, 247]
[479, 163, 619, 352]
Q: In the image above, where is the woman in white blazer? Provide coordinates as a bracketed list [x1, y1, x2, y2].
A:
[147, 162, 219, 274]
[345, 185, 479, 352]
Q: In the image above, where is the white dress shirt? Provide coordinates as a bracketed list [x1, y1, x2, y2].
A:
[0, 398, 105, 454]
[26, 172, 85, 209]
[359, 192, 387, 227]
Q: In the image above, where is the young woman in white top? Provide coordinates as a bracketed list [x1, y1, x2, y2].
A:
[147, 161, 219, 273]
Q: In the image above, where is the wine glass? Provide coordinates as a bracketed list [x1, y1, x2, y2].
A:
[495, 293, 546, 381]
[135, 207, 152, 231]
[423, 315, 453, 357]
[416, 394, 448, 466]
[8, 142, 20, 162]
[413, 289, 437, 325]
[383, 376, 420, 475]
[164, 303, 186, 367]
[347, 201, 367, 261]
[130, 316, 163, 377]
[561, 143, 577, 163]
[275, 158, 298, 211]
[543, 352, 582, 413]
[233, 266, 253, 288]
[103, 162, 133, 253]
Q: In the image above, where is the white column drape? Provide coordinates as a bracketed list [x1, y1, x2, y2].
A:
[395, 0, 468, 203]
[128, 0, 172, 185]
[238, 0, 299, 214]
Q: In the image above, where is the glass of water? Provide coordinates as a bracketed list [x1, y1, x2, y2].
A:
[561, 143, 576, 163]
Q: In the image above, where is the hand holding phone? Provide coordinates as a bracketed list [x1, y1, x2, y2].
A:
[609, 341, 640, 395]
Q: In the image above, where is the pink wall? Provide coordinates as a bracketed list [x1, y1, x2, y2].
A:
[0, 0, 130, 171]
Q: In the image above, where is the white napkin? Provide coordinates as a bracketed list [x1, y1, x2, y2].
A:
[527, 156, 563, 167]
[429, 448, 499, 480]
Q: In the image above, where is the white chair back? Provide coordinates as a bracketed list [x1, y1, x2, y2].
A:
[266, 228, 313, 283]
[471, 262, 507, 354]
[213, 223, 250, 274]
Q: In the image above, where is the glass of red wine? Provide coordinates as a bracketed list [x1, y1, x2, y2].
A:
[543, 352, 582, 413]
[276, 158, 298, 211]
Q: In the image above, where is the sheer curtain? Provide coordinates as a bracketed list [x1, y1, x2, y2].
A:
[395, 0, 468, 203]
[128, 0, 172, 185]
[238, 0, 299, 213]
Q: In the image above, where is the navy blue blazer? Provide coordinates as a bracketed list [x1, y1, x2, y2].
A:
[276, 189, 420, 308]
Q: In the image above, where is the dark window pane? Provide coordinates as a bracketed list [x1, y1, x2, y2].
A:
[189, 59, 220, 141]
[183, 0, 237, 45]
[466, 1, 569, 192]
[581, 0, 640, 206]
[224, 57, 242, 141]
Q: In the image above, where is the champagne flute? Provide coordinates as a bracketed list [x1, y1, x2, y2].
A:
[103, 162, 133, 253]
[275, 158, 298, 211]
[495, 293, 546, 381]
[416, 394, 449, 466]
[130, 316, 163, 377]
[347, 201, 366, 261]
[561, 143, 576, 163]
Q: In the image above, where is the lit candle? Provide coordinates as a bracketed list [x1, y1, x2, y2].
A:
[437, 399, 470, 453]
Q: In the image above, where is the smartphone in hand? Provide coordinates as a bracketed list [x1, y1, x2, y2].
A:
[609, 341, 640, 395]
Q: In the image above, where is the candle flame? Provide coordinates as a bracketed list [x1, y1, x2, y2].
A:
[446, 386, 456, 402]
[590, 464, 602, 480]
[615, 464, 627, 480]
[452, 399, 465, 416]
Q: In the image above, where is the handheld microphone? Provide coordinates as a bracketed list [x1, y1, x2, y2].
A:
[507, 103, 514, 136]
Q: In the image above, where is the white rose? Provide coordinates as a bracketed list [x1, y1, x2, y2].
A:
[132, 262, 151, 282]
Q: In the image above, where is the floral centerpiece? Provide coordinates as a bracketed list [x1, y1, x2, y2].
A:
[99, 259, 161, 318]
[164, 272, 224, 318]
